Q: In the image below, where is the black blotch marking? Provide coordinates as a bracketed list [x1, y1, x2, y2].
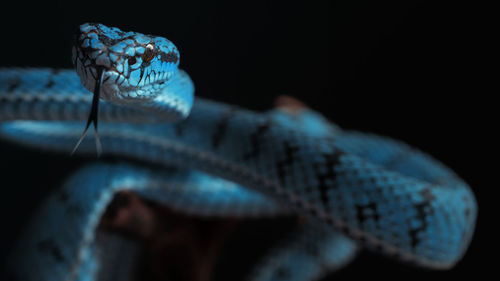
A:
[408, 192, 434, 249]
[243, 119, 272, 160]
[44, 69, 60, 89]
[7, 77, 20, 92]
[159, 51, 179, 64]
[275, 140, 300, 185]
[313, 151, 343, 209]
[355, 202, 380, 224]
[211, 109, 236, 148]
[419, 188, 435, 201]
[37, 239, 64, 262]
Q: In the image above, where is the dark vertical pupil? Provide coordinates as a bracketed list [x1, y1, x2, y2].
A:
[128, 57, 137, 65]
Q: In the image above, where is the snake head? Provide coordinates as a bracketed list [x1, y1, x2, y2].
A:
[72, 23, 180, 103]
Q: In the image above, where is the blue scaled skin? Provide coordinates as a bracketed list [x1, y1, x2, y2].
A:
[0, 23, 477, 281]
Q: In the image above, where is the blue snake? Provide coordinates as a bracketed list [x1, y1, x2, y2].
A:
[0, 23, 477, 281]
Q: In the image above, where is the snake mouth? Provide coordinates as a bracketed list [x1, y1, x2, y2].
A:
[100, 68, 175, 103]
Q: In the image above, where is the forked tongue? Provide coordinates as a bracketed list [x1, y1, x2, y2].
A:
[71, 68, 104, 156]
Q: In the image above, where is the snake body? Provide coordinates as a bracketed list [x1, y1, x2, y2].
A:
[0, 23, 477, 281]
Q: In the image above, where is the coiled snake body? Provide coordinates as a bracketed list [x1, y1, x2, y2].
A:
[0, 23, 477, 281]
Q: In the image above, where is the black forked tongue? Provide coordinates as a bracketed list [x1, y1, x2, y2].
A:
[71, 68, 104, 156]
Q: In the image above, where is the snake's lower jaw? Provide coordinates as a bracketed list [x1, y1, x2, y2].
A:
[97, 71, 121, 100]
[77, 67, 173, 104]
[99, 71, 153, 103]
[101, 84, 120, 101]
[100, 71, 144, 103]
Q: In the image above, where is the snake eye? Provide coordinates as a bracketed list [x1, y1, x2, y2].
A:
[128, 56, 137, 65]
[142, 44, 155, 63]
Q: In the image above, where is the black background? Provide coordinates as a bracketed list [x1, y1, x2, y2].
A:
[0, 0, 489, 280]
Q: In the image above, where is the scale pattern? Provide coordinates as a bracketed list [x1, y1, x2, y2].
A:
[0, 23, 477, 281]
[248, 222, 358, 281]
